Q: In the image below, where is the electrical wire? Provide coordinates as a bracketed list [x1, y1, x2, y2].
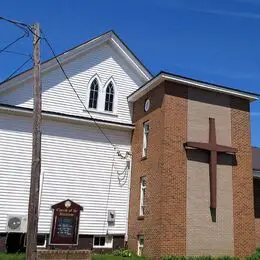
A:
[102, 152, 116, 235]
[0, 32, 28, 55]
[0, 16, 129, 159]
[0, 16, 132, 238]
[2, 56, 32, 83]
[1, 50, 32, 57]
[40, 30, 125, 155]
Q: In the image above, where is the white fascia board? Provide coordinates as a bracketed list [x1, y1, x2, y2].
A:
[0, 34, 110, 93]
[254, 171, 260, 178]
[128, 73, 259, 102]
[0, 31, 152, 93]
[0, 105, 134, 131]
[110, 34, 152, 81]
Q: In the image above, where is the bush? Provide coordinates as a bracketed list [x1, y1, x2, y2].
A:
[246, 248, 260, 260]
[112, 248, 133, 257]
[161, 256, 238, 260]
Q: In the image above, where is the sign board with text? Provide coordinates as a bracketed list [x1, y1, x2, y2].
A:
[50, 199, 83, 245]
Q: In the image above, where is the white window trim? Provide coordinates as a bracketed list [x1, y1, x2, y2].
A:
[139, 177, 146, 217]
[37, 234, 47, 248]
[254, 171, 260, 178]
[137, 235, 144, 256]
[85, 74, 102, 111]
[102, 76, 118, 115]
[24, 234, 47, 248]
[93, 235, 113, 248]
[142, 122, 149, 157]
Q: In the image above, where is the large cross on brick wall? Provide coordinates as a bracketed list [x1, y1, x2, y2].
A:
[184, 118, 237, 221]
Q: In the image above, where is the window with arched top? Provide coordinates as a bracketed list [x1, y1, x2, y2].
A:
[88, 79, 99, 109]
[104, 82, 114, 112]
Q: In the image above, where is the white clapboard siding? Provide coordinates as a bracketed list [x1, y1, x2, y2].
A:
[0, 113, 132, 235]
[0, 42, 144, 124]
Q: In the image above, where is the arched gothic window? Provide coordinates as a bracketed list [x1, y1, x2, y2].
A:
[88, 79, 99, 109]
[104, 82, 114, 112]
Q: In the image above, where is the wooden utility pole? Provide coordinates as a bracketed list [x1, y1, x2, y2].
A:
[26, 23, 41, 260]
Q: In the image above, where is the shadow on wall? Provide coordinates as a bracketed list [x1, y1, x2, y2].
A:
[186, 149, 237, 166]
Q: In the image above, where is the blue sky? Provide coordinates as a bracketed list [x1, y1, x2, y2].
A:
[1, 0, 260, 146]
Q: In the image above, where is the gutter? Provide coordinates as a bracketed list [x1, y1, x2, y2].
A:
[0, 104, 134, 131]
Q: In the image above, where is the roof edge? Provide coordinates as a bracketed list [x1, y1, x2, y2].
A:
[128, 71, 259, 102]
[0, 103, 134, 130]
[0, 30, 152, 91]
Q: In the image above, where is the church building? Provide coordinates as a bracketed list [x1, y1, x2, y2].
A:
[0, 31, 259, 258]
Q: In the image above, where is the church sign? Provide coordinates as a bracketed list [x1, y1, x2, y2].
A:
[50, 199, 83, 245]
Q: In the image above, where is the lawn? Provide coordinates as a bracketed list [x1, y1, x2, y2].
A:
[92, 254, 145, 260]
[0, 253, 25, 260]
[0, 252, 144, 260]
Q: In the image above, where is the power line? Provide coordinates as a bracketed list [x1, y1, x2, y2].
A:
[2, 56, 32, 83]
[0, 16, 29, 28]
[41, 30, 126, 155]
[0, 16, 127, 157]
[0, 32, 28, 55]
[1, 50, 32, 57]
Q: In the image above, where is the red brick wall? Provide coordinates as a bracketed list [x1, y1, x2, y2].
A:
[231, 97, 256, 257]
[128, 81, 188, 259]
[128, 82, 165, 259]
[128, 82, 255, 259]
[160, 82, 187, 256]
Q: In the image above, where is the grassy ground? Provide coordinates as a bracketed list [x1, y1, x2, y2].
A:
[0, 253, 143, 260]
[0, 253, 144, 260]
[92, 254, 145, 260]
[0, 253, 25, 260]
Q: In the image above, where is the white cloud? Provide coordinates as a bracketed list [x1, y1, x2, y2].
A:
[189, 7, 260, 20]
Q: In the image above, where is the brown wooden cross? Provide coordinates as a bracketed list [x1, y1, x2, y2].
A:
[184, 118, 237, 211]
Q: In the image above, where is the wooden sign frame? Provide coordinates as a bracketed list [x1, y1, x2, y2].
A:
[49, 199, 83, 245]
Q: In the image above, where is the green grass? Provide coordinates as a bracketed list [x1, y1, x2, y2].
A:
[92, 254, 146, 260]
[0, 253, 25, 260]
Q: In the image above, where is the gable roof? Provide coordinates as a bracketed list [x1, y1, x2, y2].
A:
[0, 30, 152, 92]
[253, 147, 260, 171]
[128, 71, 259, 102]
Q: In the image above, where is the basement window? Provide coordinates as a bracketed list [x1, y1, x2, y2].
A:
[93, 236, 113, 248]
[137, 235, 144, 256]
[37, 234, 47, 247]
[24, 234, 47, 248]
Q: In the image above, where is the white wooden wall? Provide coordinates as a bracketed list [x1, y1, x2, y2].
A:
[0, 42, 145, 124]
[0, 113, 132, 235]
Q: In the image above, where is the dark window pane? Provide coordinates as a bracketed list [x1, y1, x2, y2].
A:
[100, 237, 105, 246]
[94, 237, 100, 245]
[37, 235, 45, 246]
[105, 82, 114, 111]
[89, 79, 99, 109]
[254, 178, 260, 218]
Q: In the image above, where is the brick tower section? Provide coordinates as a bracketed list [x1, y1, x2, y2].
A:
[128, 81, 188, 259]
[231, 97, 256, 257]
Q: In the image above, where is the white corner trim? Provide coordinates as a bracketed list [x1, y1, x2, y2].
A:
[128, 73, 259, 102]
